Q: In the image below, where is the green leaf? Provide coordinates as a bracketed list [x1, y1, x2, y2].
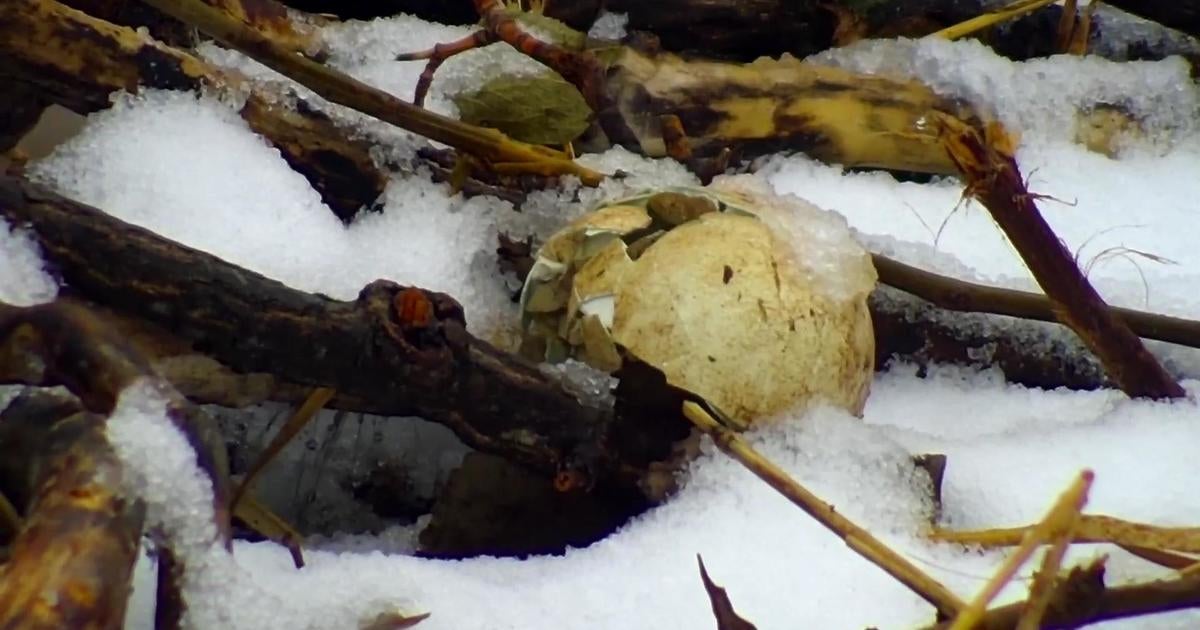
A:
[453, 71, 592, 146]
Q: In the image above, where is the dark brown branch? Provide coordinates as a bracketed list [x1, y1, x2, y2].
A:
[0, 298, 235, 545]
[872, 254, 1200, 350]
[938, 117, 1185, 399]
[155, 547, 185, 630]
[928, 561, 1200, 629]
[1101, 0, 1200, 40]
[0, 0, 386, 222]
[0, 390, 145, 630]
[0, 174, 624, 487]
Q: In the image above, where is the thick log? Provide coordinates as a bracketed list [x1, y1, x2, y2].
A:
[0, 174, 625, 487]
[0, 0, 386, 223]
[1102, 0, 1200, 41]
[0, 390, 145, 630]
[61, 0, 326, 54]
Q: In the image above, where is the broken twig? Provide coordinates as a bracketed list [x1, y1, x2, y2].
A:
[945, 470, 1092, 630]
[936, 115, 1185, 399]
[681, 401, 966, 619]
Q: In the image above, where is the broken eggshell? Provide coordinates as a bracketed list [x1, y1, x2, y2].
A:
[519, 175, 877, 425]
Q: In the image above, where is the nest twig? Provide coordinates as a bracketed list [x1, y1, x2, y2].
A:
[680, 401, 967, 619]
[936, 115, 1185, 399]
[0, 390, 145, 630]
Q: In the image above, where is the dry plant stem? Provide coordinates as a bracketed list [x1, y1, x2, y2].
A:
[872, 253, 1200, 349]
[938, 116, 1185, 400]
[680, 401, 966, 619]
[138, 0, 604, 185]
[234, 494, 305, 568]
[1015, 493, 1083, 630]
[931, 514, 1200, 554]
[1119, 546, 1198, 570]
[947, 470, 1093, 630]
[1054, 0, 1079, 52]
[932, 0, 1058, 40]
[232, 386, 335, 510]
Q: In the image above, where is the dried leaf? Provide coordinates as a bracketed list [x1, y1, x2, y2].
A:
[453, 71, 592, 146]
[697, 555, 757, 630]
[359, 611, 430, 630]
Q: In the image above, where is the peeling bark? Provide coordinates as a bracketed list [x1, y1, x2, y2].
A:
[0, 390, 145, 630]
[0, 174, 628, 489]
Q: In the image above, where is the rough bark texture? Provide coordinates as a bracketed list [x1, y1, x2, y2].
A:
[941, 118, 1184, 399]
[0, 0, 387, 222]
[0, 391, 145, 630]
[1103, 0, 1200, 40]
[0, 83, 49, 154]
[0, 298, 235, 543]
[928, 562, 1200, 630]
[869, 289, 1110, 391]
[0, 174, 626, 487]
[60, 0, 200, 47]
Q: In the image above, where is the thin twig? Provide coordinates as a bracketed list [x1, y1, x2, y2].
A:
[232, 386, 335, 510]
[946, 470, 1093, 630]
[1119, 545, 1198, 570]
[872, 254, 1200, 350]
[681, 401, 966, 619]
[930, 514, 1200, 554]
[1015, 482, 1085, 629]
[932, 0, 1058, 40]
[137, 0, 605, 185]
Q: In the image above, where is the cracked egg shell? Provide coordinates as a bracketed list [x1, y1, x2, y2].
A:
[521, 179, 877, 425]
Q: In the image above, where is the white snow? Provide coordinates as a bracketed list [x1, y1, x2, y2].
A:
[2, 11, 1199, 630]
[0, 220, 56, 306]
[587, 11, 629, 41]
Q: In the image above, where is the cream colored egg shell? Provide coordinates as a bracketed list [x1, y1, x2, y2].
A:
[522, 178, 877, 425]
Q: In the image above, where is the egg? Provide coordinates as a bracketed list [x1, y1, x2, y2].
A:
[519, 176, 877, 425]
